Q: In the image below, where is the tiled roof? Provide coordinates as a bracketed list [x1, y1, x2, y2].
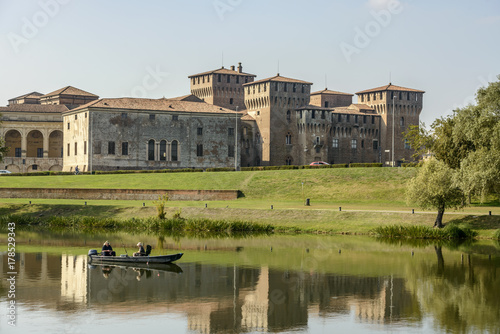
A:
[168, 94, 204, 102]
[332, 104, 377, 115]
[240, 113, 255, 121]
[41, 86, 98, 98]
[189, 67, 256, 78]
[67, 97, 238, 115]
[9, 91, 44, 101]
[244, 74, 313, 86]
[0, 104, 69, 113]
[311, 89, 353, 96]
[356, 83, 425, 94]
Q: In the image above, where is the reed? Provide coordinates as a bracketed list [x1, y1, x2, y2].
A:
[372, 223, 477, 240]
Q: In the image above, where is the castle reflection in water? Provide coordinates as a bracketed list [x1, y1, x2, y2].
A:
[1, 252, 419, 333]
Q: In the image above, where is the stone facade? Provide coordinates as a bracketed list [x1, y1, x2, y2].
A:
[356, 84, 424, 166]
[62, 97, 241, 172]
[1, 65, 424, 172]
[189, 63, 256, 111]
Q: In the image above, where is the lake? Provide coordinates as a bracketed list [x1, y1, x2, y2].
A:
[1, 231, 499, 333]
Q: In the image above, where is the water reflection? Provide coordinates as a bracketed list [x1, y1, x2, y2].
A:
[1, 235, 499, 333]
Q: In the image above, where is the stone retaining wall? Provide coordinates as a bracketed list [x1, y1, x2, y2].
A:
[0, 188, 238, 201]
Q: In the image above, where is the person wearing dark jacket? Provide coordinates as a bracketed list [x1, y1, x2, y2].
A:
[101, 241, 116, 256]
[134, 242, 146, 256]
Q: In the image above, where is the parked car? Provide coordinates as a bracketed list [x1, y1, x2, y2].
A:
[309, 161, 329, 166]
[0, 170, 12, 174]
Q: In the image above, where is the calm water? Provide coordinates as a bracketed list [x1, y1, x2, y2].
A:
[1, 231, 499, 334]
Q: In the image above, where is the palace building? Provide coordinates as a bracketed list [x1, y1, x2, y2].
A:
[1, 62, 424, 172]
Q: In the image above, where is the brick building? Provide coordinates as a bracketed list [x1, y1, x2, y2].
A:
[1, 63, 424, 172]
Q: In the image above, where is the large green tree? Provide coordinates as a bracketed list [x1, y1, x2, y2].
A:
[406, 158, 464, 228]
[405, 75, 500, 225]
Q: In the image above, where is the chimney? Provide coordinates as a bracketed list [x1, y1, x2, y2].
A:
[230, 65, 235, 71]
[238, 62, 242, 73]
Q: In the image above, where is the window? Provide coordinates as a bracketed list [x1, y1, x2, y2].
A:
[285, 157, 292, 165]
[361, 140, 364, 148]
[355, 115, 358, 123]
[227, 75, 230, 83]
[196, 144, 203, 157]
[229, 98, 233, 105]
[148, 140, 155, 160]
[245, 77, 248, 83]
[367, 94, 370, 101]
[286, 110, 291, 121]
[391, 91, 394, 99]
[149, 114, 156, 121]
[275, 82, 279, 91]
[67, 143, 70, 156]
[380, 92, 383, 99]
[332, 139, 339, 148]
[351, 139, 357, 149]
[293, 84, 296, 92]
[363, 115, 367, 123]
[315, 146, 321, 153]
[346, 114, 350, 122]
[171, 140, 178, 161]
[324, 101, 329, 108]
[338, 114, 342, 122]
[407, 92, 410, 100]
[74, 143, 77, 156]
[299, 110, 303, 119]
[228, 145, 234, 158]
[284, 83, 287, 92]
[160, 140, 166, 160]
[321, 111, 325, 119]
[372, 116, 375, 124]
[374, 94, 376, 101]
[85, 113, 87, 118]
[405, 139, 411, 149]
[67, 122, 70, 130]
[122, 142, 128, 156]
[75, 115, 77, 120]
[228, 128, 234, 136]
[218, 74, 221, 82]
[236, 76, 239, 84]
[37, 148, 43, 158]
[121, 113, 127, 119]
[172, 115, 178, 121]
[197, 127, 203, 136]
[399, 92, 402, 100]
[302, 85, 305, 93]
[15, 148, 21, 157]
[312, 110, 315, 119]
[84, 141, 87, 155]
[32, 164, 38, 170]
[94, 141, 102, 154]
[373, 140, 378, 149]
[286, 133, 292, 145]
[400, 117, 405, 127]
[108, 141, 115, 155]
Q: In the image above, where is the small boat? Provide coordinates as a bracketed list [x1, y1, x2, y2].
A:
[88, 248, 183, 265]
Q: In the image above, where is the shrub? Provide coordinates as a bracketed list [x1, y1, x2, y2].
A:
[349, 163, 383, 168]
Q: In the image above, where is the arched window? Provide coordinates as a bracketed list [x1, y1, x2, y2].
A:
[285, 133, 292, 145]
[160, 140, 166, 161]
[148, 139, 155, 161]
[171, 140, 178, 161]
[400, 117, 405, 127]
[286, 110, 291, 121]
[285, 157, 292, 165]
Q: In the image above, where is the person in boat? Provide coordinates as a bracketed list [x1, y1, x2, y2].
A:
[101, 241, 116, 256]
[134, 242, 146, 256]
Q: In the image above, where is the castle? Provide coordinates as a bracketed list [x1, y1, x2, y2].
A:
[0, 63, 424, 172]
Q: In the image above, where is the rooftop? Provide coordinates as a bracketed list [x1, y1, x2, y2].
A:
[8, 91, 44, 101]
[41, 86, 98, 98]
[0, 104, 69, 113]
[244, 74, 313, 86]
[189, 66, 256, 78]
[356, 83, 425, 94]
[68, 97, 238, 115]
[311, 89, 353, 96]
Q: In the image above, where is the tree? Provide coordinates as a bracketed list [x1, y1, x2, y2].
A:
[406, 159, 465, 228]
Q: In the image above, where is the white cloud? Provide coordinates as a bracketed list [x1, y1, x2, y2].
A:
[366, 0, 401, 11]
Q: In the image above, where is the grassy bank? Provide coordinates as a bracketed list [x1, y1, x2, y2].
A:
[0, 168, 498, 238]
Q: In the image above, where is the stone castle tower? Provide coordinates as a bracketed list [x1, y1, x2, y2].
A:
[189, 63, 256, 111]
[356, 84, 424, 165]
[243, 74, 312, 166]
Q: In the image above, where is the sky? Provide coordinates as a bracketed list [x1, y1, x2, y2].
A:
[0, 0, 499, 126]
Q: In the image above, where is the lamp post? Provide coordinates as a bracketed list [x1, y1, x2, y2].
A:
[392, 94, 397, 167]
[235, 106, 238, 171]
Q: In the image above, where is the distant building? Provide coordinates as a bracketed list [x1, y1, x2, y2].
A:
[1, 63, 424, 172]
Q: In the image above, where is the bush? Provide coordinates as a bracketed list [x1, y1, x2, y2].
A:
[372, 223, 477, 239]
[402, 162, 422, 168]
[349, 163, 383, 168]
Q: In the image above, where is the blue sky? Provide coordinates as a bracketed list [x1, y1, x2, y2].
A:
[1, 0, 499, 125]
